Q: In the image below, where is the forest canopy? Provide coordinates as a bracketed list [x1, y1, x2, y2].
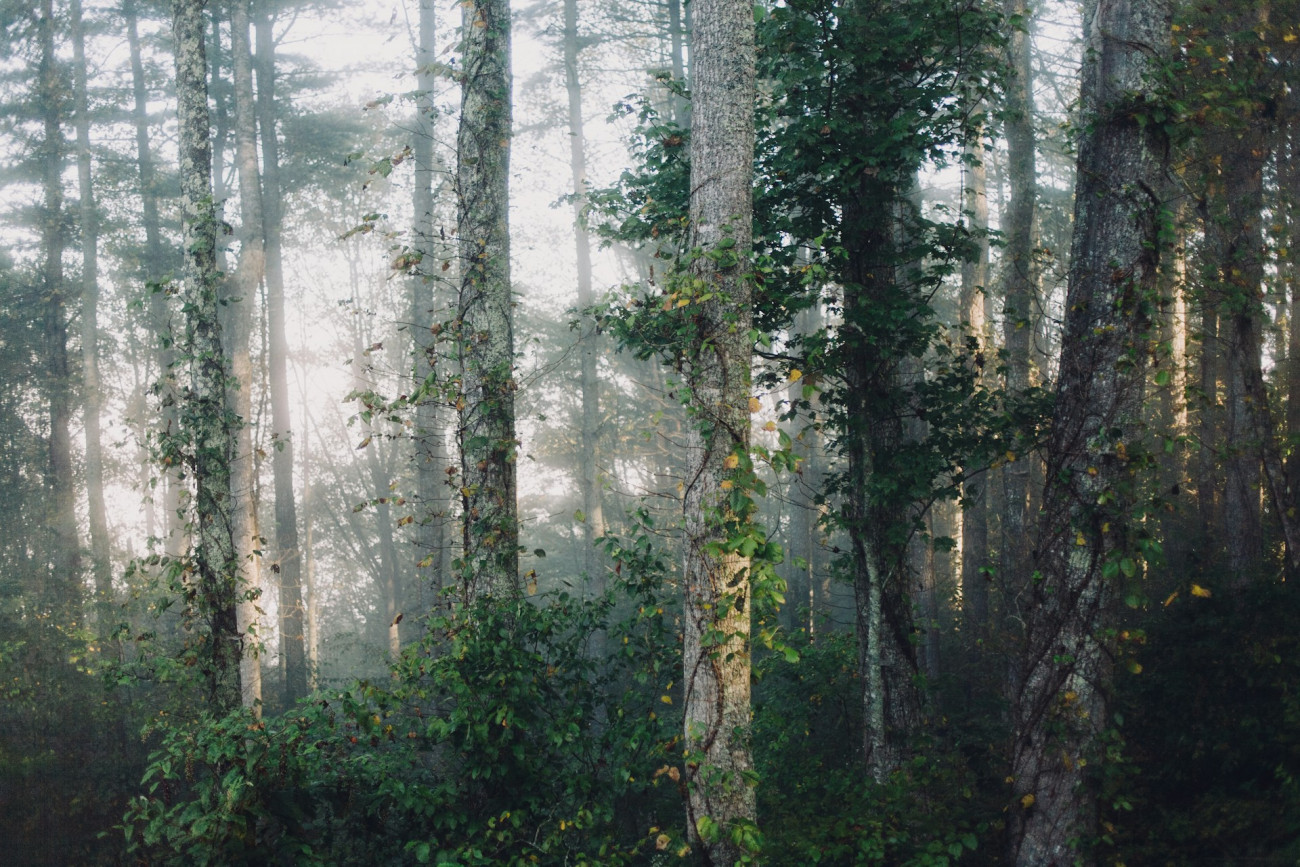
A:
[2, 0, 1300, 864]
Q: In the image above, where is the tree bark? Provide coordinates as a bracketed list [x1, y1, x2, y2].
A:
[173, 0, 243, 713]
[680, 0, 758, 858]
[253, 0, 306, 702]
[456, 0, 518, 601]
[1007, 0, 1171, 861]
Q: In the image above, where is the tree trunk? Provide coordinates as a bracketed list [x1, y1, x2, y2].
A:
[1007, 0, 1171, 861]
[70, 0, 112, 626]
[128, 0, 184, 559]
[173, 0, 243, 713]
[1000, 0, 1037, 624]
[223, 0, 267, 713]
[680, 0, 758, 858]
[564, 0, 606, 597]
[456, 0, 518, 601]
[411, 0, 451, 612]
[960, 125, 992, 645]
[253, 0, 306, 702]
[37, 0, 81, 617]
[1206, 110, 1300, 579]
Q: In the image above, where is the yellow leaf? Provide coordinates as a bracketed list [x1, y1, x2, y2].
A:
[1021, 794, 1035, 809]
[1286, 31, 1298, 42]
[1191, 584, 1212, 598]
[1075, 532, 1086, 546]
[748, 397, 762, 413]
[527, 580, 538, 595]
[723, 454, 740, 469]
[720, 480, 734, 491]
[1005, 450, 1016, 462]
[656, 834, 671, 851]
[788, 369, 803, 382]
[1163, 591, 1179, 607]
[763, 421, 777, 431]
[661, 695, 672, 704]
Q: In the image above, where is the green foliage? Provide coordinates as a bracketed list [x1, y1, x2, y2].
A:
[754, 632, 985, 865]
[123, 518, 685, 866]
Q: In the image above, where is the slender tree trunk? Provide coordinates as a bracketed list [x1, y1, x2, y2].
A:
[666, 0, 688, 126]
[70, 0, 112, 625]
[411, 0, 451, 611]
[173, 0, 243, 713]
[253, 1, 306, 701]
[1197, 298, 1221, 550]
[128, 0, 184, 559]
[564, 0, 606, 595]
[225, 0, 266, 712]
[680, 0, 758, 857]
[456, 0, 518, 601]
[960, 126, 992, 644]
[301, 380, 320, 687]
[1000, 0, 1037, 623]
[1007, 0, 1171, 861]
[38, 0, 81, 616]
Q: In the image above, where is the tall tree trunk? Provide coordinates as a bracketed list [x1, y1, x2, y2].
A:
[1197, 297, 1221, 550]
[999, 0, 1037, 624]
[301, 379, 320, 687]
[71, 0, 112, 626]
[842, 180, 924, 781]
[226, 0, 266, 712]
[38, 0, 81, 615]
[253, 0, 306, 701]
[680, 0, 758, 857]
[960, 126, 992, 645]
[666, 0, 688, 126]
[456, 0, 518, 601]
[127, 0, 184, 559]
[1207, 108, 1300, 579]
[1007, 0, 1171, 860]
[173, 0, 243, 713]
[411, 0, 451, 611]
[564, 0, 606, 596]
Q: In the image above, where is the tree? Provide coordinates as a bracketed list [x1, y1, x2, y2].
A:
[255, 0, 308, 701]
[1007, 0, 1172, 860]
[455, 0, 518, 601]
[172, 0, 245, 713]
[678, 0, 759, 857]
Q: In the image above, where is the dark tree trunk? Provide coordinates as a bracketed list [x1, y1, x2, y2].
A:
[1007, 0, 1172, 861]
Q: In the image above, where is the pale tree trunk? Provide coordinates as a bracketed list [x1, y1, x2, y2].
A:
[227, 0, 265, 712]
[1286, 104, 1300, 500]
[254, 1, 306, 701]
[681, 0, 758, 858]
[173, 0, 243, 713]
[960, 126, 992, 644]
[1000, 0, 1037, 624]
[456, 0, 518, 601]
[1197, 299, 1221, 546]
[564, 0, 606, 595]
[71, 0, 112, 624]
[301, 380, 320, 687]
[785, 304, 823, 636]
[1007, 0, 1171, 861]
[666, 0, 688, 126]
[127, 0, 184, 559]
[411, 0, 451, 609]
